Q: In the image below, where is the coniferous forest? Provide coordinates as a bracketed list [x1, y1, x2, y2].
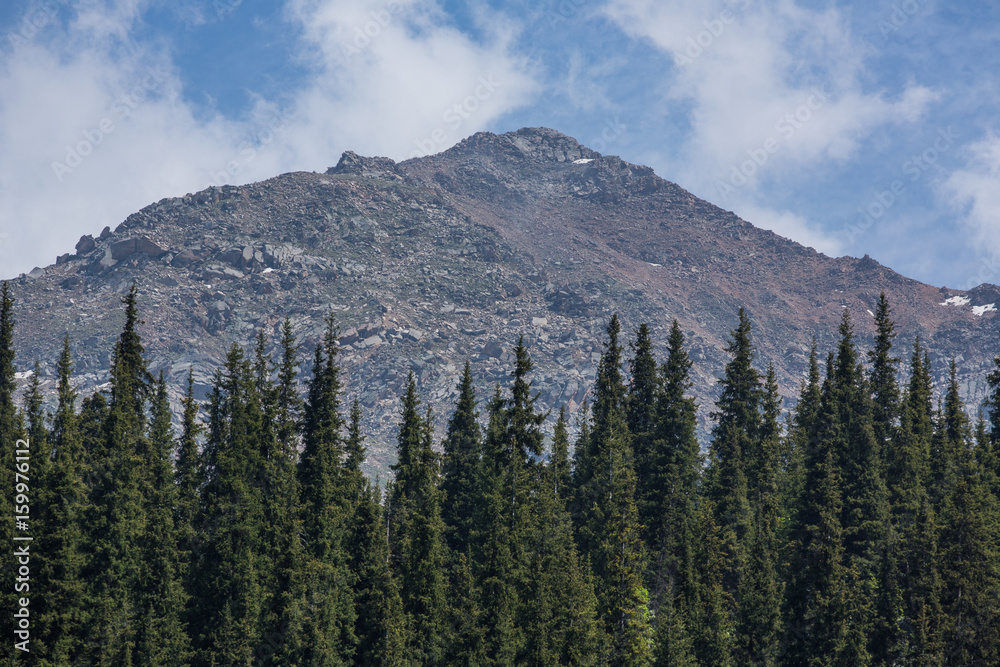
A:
[4, 282, 1000, 666]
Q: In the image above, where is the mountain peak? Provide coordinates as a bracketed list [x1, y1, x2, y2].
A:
[327, 150, 403, 181]
[442, 127, 599, 163]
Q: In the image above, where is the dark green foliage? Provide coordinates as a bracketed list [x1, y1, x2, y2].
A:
[194, 346, 268, 665]
[293, 312, 357, 664]
[647, 321, 701, 626]
[136, 372, 191, 665]
[575, 315, 652, 665]
[868, 292, 900, 459]
[85, 285, 156, 665]
[550, 405, 572, 504]
[388, 378, 449, 664]
[707, 308, 761, 602]
[735, 365, 783, 667]
[350, 480, 407, 665]
[34, 338, 89, 665]
[14, 289, 1000, 667]
[441, 361, 482, 554]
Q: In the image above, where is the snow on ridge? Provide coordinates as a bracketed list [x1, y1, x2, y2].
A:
[940, 295, 971, 307]
[973, 303, 997, 316]
[572, 158, 594, 164]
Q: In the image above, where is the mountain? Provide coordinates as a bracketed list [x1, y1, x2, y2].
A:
[7, 127, 999, 473]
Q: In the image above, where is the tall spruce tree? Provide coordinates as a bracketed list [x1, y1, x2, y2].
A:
[441, 361, 482, 554]
[521, 415, 601, 666]
[475, 383, 521, 665]
[629, 322, 660, 525]
[735, 364, 783, 667]
[84, 284, 155, 665]
[576, 315, 652, 665]
[193, 346, 267, 665]
[831, 310, 889, 654]
[294, 313, 356, 665]
[937, 382, 1000, 664]
[388, 376, 448, 664]
[707, 308, 760, 617]
[647, 321, 700, 599]
[35, 338, 89, 665]
[135, 372, 190, 665]
[0, 282, 25, 667]
[868, 293, 901, 462]
[349, 479, 407, 666]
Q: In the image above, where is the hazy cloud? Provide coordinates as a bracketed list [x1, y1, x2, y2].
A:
[0, 0, 539, 279]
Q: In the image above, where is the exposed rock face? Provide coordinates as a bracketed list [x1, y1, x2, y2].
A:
[8, 127, 999, 475]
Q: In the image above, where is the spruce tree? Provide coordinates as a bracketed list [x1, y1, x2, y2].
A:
[521, 427, 602, 666]
[388, 377, 448, 664]
[84, 284, 154, 665]
[135, 372, 191, 665]
[175, 368, 201, 580]
[735, 364, 783, 667]
[349, 480, 407, 666]
[294, 313, 356, 664]
[647, 321, 701, 622]
[690, 499, 733, 666]
[441, 361, 482, 554]
[475, 383, 520, 665]
[629, 322, 660, 525]
[193, 346, 267, 665]
[550, 405, 573, 504]
[707, 308, 760, 613]
[35, 337, 89, 665]
[868, 292, 900, 463]
[576, 315, 652, 665]
[937, 403, 1000, 664]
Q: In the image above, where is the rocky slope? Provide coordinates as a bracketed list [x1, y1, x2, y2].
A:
[8, 128, 999, 474]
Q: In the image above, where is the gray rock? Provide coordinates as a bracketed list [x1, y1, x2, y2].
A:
[76, 235, 96, 254]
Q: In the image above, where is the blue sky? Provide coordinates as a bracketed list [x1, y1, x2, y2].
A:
[1, 0, 997, 289]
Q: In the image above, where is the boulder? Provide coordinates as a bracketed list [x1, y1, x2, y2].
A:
[111, 237, 168, 260]
[75, 235, 96, 254]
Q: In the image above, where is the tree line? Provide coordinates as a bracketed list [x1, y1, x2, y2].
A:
[2, 283, 1000, 666]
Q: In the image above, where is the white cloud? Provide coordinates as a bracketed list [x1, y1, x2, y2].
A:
[736, 203, 844, 257]
[0, 0, 539, 279]
[944, 133, 1000, 253]
[603, 0, 935, 195]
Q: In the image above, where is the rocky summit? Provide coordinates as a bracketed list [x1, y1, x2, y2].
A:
[8, 127, 999, 474]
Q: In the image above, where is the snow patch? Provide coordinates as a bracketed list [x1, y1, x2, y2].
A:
[867, 309, 875, 317]
[572, 158, 594, 164]
[14, 370, 32, 380]
[940, 295, 971, 307]
[973, 303, 997, 316]
[262, 267, 276, 274]
[648, 262, 662, 267]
